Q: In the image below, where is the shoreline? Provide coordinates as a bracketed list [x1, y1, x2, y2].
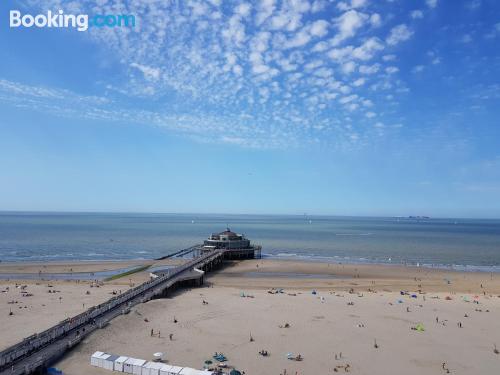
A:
[1, 254, 500, 277]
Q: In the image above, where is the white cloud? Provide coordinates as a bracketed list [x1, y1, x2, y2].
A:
[255, 0, 276, 26]
[339, 94, 358, 104]
[365, 111, 376, 118]
[283, 28, 312, 49]
[235, 3, 252, 18]
[351, 37, 384, 60]
[331, 10, 368, 46]
[385, 66, 399, 74]
[310, 20, 330, 37]
[311, 0, 327, 13]
[338, 0, 368, 11]
[328, 46, 354, 60]
[411, 65, 425, 73]
[312, 41, 330, 52]
[353, 78, 366, 86]
[370, 13, 381, 27]
[426, 0, 438, 8]
[410, 10, 424, 19]
[130, 63, 161, 81]
[386, 24, 414, 45]
[2, 0, 423, 149]
[341, 61, 357, 74]
[359, 63, 380, 74]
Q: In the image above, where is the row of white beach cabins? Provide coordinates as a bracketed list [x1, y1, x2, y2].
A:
[91, 352, 215, 375]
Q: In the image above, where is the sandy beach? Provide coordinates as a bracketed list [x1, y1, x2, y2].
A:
[2, 259, 500, 374]
[0, 259, 183, 350]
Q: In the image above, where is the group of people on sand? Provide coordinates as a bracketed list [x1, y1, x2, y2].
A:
[149, 328, 174, 341]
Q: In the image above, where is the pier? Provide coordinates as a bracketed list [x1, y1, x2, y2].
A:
[0, 240, 260, 375]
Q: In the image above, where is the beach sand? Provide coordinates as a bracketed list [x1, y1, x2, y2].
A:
[2, 259, 500, 374]
[0, 259, 183, 350]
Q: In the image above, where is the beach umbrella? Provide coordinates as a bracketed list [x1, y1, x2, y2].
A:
[230, 370, 242, 375]
[204, 360, 213, 365]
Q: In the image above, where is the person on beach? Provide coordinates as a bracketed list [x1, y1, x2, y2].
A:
[169, 333, 173, 341]
[150, 329, 154, 337]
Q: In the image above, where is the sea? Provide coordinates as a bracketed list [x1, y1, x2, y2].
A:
[1, 212, 500, 272]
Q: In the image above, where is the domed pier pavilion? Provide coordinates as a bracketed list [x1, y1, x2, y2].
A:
[200, 228, 261, 259]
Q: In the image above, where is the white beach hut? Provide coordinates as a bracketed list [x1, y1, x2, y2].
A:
[179, 369, 198, 375]
[98, 353, 111, 368]
[161, 365, 183, 375]
[124, 358, 140, 374]
[90, 351, 104, 367]
[103, 354, 119, 371]
[132, 358, 147, 375]
[114, 356, 129, 372]
[142, 361, 165, 375]
[179, 369, 214, 375]
[158, 365, 174, 375]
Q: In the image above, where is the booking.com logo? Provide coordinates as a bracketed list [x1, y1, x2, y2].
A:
[9, 10, 136, 32]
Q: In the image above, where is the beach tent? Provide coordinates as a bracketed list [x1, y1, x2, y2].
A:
[91, 351, 105, 367]
[415, 323, 425, 332]
[115, 356, 129, 372]
[103, 354, 119, 371]
[142, 361, 165, 375]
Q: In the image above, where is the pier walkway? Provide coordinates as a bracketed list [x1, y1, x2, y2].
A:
[0, 249, 229, 375]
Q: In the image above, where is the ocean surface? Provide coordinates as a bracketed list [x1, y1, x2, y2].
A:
[1, 212, 500, 272]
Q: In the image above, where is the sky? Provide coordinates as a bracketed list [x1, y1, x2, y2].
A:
[0, 0, 499, 218]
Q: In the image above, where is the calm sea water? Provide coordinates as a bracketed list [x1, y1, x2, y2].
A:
[0, 212, 499, 272]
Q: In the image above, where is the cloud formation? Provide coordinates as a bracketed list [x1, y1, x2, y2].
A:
[1, 0, 423, 148]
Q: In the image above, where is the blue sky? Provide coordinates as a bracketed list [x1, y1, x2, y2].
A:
[0, 0, 499, 218]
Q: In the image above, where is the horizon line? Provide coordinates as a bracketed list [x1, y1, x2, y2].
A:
[0, 209, 498, 221]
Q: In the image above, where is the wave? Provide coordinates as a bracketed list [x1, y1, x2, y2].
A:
[263, 252, 500, 273]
